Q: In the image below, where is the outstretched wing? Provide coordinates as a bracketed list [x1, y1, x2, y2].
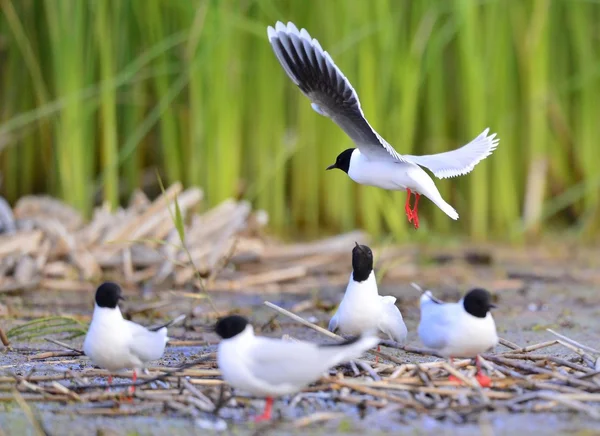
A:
[404, 129, 499, 179]
[267, 21, 408, 163]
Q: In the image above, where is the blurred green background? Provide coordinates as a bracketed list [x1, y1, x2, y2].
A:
[0, 0, 599, 241]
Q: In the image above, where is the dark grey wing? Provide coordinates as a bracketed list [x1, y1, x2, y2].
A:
[267, 21, 407, 163]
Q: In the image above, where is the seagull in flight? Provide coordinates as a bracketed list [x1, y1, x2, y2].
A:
[267, 21, 499, 229]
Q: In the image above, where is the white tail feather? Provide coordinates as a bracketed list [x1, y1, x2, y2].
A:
[430, 196, 459, 220]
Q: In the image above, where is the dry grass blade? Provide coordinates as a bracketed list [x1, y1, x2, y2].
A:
[292, 412, 346, 428]
[44, 338, 83, 354]
[547, 329, 600, 354]
[333, 379, 427, 411]
[537, 392, 600, 419]
[12, 389, 49, 436]
[264, 301, 341, 341]
[0, 327, 10, 348]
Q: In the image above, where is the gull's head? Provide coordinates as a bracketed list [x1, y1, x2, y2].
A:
[95, 281, 124, 309]
[351, 242, 373, 282]
[462, 288, 496, 318]
[214, 315, 250, 340]
[326, 148, 354, 174]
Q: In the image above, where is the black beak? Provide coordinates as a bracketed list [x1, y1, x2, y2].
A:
[326, 163, 336, 170]
[118, 295, 126, 301]
[355, 241, 360, 248]
[488, 304, 497, 309]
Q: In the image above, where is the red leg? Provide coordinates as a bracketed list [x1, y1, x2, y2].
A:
[375, 344, 381, 364]
[411, 193, 421, 229]
[404, 189, 413, 222]
[106, 375, 113, 392]
[254, 397, 274, 422]
[475, 355, 491, 387]
[128, 370, 137, 396]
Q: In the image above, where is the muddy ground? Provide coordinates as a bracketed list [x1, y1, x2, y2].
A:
[1, 248, 600, 435]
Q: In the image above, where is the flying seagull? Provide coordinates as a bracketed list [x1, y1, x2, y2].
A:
[267, 21, 499, 229]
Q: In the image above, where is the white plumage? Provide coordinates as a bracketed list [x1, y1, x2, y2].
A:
[83, 306, 169, 372]
[329, 243, 407, 349]
[418, 289, 498, 358]
[82, 282, 180, 386]
[218, 323, 379, 397]
[329, 270, 407, 344]
[267, 21, 499, 228]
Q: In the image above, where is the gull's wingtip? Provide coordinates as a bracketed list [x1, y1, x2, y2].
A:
[482, 127, 500, 143]
[271, 21, 305, 38]
[300, 28, 311, 40]
[473, 128, 500, 152]
[286, 21, 300, 35]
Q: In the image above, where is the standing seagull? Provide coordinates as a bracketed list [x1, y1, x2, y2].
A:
[328, 243, 407, 354]
[418, 287, 498, 387]
[267, 21, 499, 229]
[83, 282, 183, 392]
[215, 315, 379, 422]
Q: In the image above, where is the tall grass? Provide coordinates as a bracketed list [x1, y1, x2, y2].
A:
[1, 0, 599, 240]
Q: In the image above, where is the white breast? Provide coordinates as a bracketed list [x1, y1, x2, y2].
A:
[347, 149, 427, 191]
[334, 274, 378, 333]
[84, 326, 140, 371]
[442, 313, 498, 357]
[83, 307, 141, 371]
[217, 329, 277, 397]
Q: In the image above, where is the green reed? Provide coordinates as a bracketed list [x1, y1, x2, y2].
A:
[1, 0, 599, 240]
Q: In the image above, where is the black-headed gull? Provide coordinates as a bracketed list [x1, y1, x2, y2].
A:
[418, 287, 498, 386]
[267, 21, 499, 229]
[83, 282, 183, 391]
[328, 243, 407, 357]
[215, 315, 379, 422]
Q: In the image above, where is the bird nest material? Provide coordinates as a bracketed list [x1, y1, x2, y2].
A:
[4, 303, 600, 432]
[0, 182, 379, 298]
[1, 182, 600, 301]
